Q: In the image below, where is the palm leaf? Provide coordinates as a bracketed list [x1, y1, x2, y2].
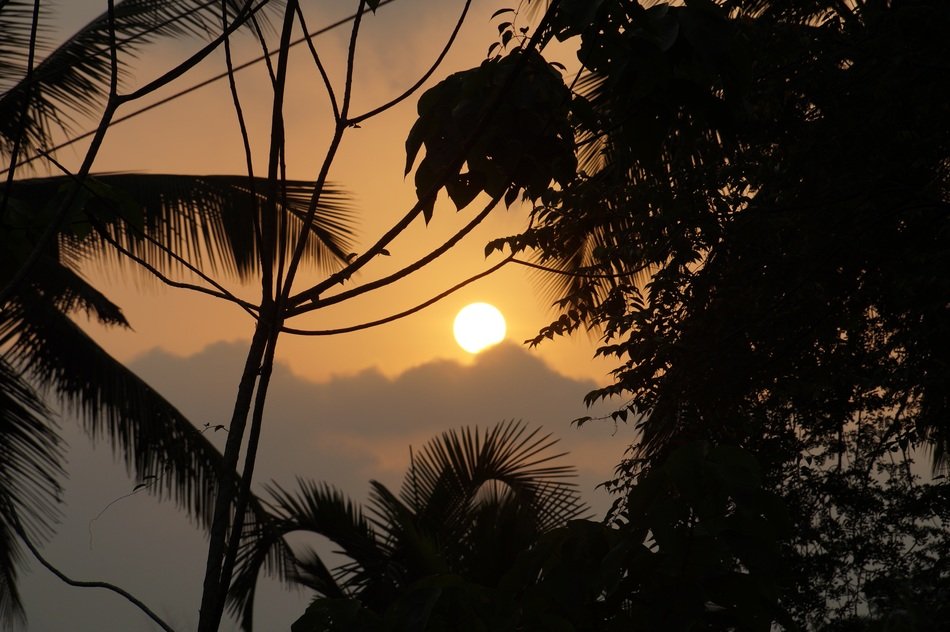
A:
[0, 358, 63, 626]
[228, 480, 386, 630]
[9, 173, 357, 282]
[0, 0, 279, 158]
[0, 279, 268, 532]
[404, 420, 585, 522]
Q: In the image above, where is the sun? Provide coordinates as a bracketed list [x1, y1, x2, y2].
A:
[453, 303, 506, 354]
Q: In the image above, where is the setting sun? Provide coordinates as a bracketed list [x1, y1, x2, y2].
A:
[453, 303, 507, 354]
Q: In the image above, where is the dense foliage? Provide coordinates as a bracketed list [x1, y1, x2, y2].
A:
[409, 0, 950, 629]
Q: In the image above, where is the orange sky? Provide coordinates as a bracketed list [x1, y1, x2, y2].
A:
[52, 0, 614, 386]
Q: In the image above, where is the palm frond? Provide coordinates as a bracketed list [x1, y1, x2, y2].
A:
[403, 420, 581, 516]
[0, 1, 50, 92]
[2, 283, 228, 531]
[229, 480, 386, 630]
[0, 0, 279, 158]
[0, 358, 63, 626]
[9, 173, 357, 281]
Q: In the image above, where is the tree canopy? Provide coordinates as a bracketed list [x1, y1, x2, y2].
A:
[408, 0, 950, 628]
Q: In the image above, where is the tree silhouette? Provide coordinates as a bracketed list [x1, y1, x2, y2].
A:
[230, 421, 588, 632]
[418, 0, 950, 628]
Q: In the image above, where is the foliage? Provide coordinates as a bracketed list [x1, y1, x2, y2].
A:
[0, 0, 279, 159]
[406, 48, 575, 221]
[419, 0, 950, 629]
[290, 441, 790, 632]
[230, 421, 589, 631]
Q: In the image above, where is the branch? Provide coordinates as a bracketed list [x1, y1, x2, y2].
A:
[294, 2, 340, 124]
[291, 192, 502, 316]
[511, 257, 646, 279]
[348, 0, 473, 126]
[12, 515, 176, 632]
[339, 0, 367, 122]
[117, 0, 266, 103]
[282, 255, 513, 336]
[0, 0, 401, 175]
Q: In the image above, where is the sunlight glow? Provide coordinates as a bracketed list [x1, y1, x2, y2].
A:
[453, 303, 506, 354]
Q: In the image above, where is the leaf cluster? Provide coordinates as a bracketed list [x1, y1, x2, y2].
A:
[405, 49, 575, 222]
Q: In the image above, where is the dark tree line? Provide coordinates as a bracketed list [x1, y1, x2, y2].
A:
[394, 0, 950, 629]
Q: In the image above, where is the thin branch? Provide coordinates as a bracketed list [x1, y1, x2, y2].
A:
[1, 0, 402, 176]
[94, 223, 261, 316]
[339, 0, 367, 122]
[117, 0, 266, 104]
[294, 2, 340, 123]
[12, 515, 176, 632]
[250, 13, 277, 84]
[292, 192, 502, 316]
[511, 257, 645, 279]
[223, 0, 257, 183]
[348, 0, 473, 126]
[222, 0, 266, 264]
[283, 255, 513, 336]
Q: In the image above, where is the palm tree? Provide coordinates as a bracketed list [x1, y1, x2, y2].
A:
[1, 1, 356, 624]
[228, 420, 590, 631]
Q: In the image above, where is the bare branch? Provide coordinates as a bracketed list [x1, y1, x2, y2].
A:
[348, 0, 473, 126]
[295, 2, 340, 123]
[12, 515, 176, 632]
[292, 192, 502, 316]
[283, 255, 513, 336]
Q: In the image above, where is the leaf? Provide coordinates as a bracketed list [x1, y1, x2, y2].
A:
[366, 0, 381, 12]
[490, 8, 515, 19]
[504, 186, 520, 208]
[498, 22, 512, 35]
[502, 30, 513, 47]
[487, 42, 501, 58]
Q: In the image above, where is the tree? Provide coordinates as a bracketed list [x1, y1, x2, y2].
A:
[0, 0, 353, 627]
[413, 0, 950, 628]
[229, 420, 588, 631]
[288, 439, 791, 632]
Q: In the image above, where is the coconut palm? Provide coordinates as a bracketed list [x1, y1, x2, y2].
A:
[228, 420, 590, 631]
[0, 0, 356, 624]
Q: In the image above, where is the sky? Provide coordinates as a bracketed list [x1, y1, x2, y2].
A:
[14, 1, 632, 630]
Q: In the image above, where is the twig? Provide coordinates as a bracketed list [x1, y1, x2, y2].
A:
[12, 514, 176, 632]
[348, 0, 473, 126]
[282, 255, 513, 336]
[294, 192, 502, 315]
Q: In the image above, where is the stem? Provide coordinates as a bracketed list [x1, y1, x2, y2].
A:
[197, 1, 299, 628]
[195, 319, 269, 632]
[13, 515, 175, 632]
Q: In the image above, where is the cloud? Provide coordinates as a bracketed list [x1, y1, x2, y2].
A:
[18, 340, 634, 631]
